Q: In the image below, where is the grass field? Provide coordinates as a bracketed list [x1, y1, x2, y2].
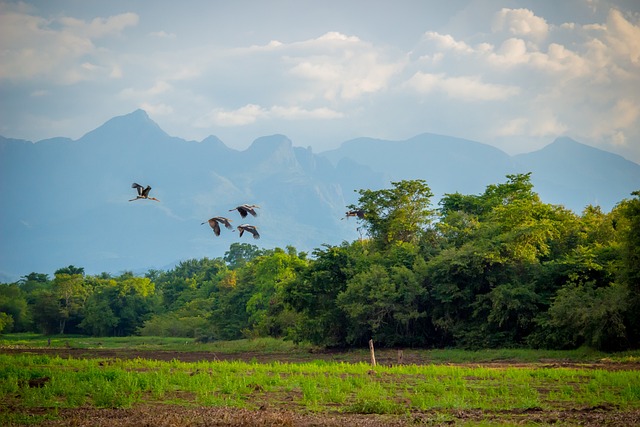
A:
[1, 334, 639, 426]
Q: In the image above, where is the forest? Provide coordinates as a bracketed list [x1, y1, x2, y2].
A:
[1, 173, 639, 351]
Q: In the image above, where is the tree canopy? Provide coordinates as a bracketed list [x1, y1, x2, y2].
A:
[2, 175, 638, 352]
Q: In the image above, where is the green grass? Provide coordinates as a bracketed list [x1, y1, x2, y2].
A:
[0, 334, 310, 353]
[1, 353, 638, 419]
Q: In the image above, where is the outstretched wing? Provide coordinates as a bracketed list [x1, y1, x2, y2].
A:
[249, 227, 260, 239]
[132, 183, 144, 196]
[237, 206, 249, 218]
[244, 205, 258, 217]
[211, 221, 221, 236]
[142, 186, 152, 197]
[215, 217, 233, 229]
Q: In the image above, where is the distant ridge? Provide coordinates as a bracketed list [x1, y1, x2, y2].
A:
[512, 137, 640, 210]
[1, 110, 638, 281]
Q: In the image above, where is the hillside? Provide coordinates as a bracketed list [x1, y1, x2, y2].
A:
[1, 110, 638, 281]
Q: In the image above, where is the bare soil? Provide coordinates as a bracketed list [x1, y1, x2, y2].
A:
[19, 405, 640, 427]
[4, 347, 640, 426]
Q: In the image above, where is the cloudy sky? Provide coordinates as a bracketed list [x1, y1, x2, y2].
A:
[1, 0, 639, 162]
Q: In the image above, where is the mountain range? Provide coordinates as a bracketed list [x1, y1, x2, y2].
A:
[1, 109, 638, 282]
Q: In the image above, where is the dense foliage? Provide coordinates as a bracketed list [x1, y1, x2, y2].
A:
[2, 175, 638, 351]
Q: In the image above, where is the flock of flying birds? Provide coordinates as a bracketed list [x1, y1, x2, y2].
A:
[129, 182, 261, 239]
[129, 182, 366, 242]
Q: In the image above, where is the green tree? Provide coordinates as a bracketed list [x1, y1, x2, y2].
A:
[0, 312, 14, 334]
[52, 271, 87, 334]
[613, 190, 640, 345]
[284, 242, 366, 347]
[224, 243, 266, 269]
[351, 179, 434, 247]
[0, 283, 31, 332]
[430, 174, 570, 347]
[79, 280, 119, 337]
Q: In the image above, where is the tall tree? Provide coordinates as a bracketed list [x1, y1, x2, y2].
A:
[350, 179, 434, 247]
[52, 271, 87, 334]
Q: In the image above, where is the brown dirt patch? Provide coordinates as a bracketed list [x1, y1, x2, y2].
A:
[10, 405, 640, 426]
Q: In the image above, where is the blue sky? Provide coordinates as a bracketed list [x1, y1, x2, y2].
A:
[1, 0, 639, 162]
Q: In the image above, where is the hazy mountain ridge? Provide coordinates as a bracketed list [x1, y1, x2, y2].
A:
[1, 110, 638, 281]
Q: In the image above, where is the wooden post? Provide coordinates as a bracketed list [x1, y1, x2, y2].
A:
[368, 339, 376, 367]
[397, 349, 403, 365]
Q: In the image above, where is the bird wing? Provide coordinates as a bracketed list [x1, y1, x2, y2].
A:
[142, 186, 152, 197]
[249, 227, 260, 239]
[212, 221, 221, 236]
[238, 227, 245, 237]
[245, 206, 258, 217]
[236, 207, 248, 218]
[217, 217, 233, 229]
[132, 183, 144, 196]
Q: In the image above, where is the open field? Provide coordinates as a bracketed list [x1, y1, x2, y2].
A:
[1, 335, 639, 426]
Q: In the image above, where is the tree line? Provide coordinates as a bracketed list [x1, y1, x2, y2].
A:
[1, 174, 638, 351]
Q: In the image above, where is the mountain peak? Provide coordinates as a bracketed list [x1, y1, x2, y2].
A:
[247, 134, 292, 150]
[538, 137, 627, 162]
[80, 109, 168, 142]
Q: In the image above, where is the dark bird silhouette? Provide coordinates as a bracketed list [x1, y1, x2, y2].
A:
[237, 224, 260, 239]
[229, 204, 259, 218]
[201, 216, 233, 236]
[343, 209, 365, 219]
[129, 183, 160, 202]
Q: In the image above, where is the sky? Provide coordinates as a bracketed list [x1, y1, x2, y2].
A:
[1, 0, 639, 163]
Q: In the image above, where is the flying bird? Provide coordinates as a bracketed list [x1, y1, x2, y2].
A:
[229, 204, 260, 218]
[201, 217, 233, 237]
[129, 183, 160, 202]
[343, 209, 365, 219]
[237, 224, 260, 239]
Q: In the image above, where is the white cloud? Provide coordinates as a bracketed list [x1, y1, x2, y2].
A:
[284, 32, 404, 101]
[0, 7, 138, 83]
[201, 104, 343, 127]
[492, 8, 549, 42]
[58, 12, 138, 38]
[406, 72, 520, 101]
[609, 130, 627, 147]
[270, 105, 344, 120]
[604, 9, 640, 64]
[207, 104, 267, 126]
[423, 31, 474, 54]
[149, 30, 176, 39]
[140, 102, 173, 116]
[494, 114, 567, 139]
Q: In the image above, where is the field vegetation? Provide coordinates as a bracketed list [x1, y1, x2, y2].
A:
[1, 336, 640, 426]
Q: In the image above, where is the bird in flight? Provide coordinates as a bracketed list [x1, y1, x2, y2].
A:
[129, 183, 160, 202]
[229, 204, 260, 218]
[237, 224, 260, 239]
[343, 209, 365, 219]
[201, 217, 233, 236]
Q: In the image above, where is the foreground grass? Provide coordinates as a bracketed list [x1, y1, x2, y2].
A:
[0, 352, 639, 425]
